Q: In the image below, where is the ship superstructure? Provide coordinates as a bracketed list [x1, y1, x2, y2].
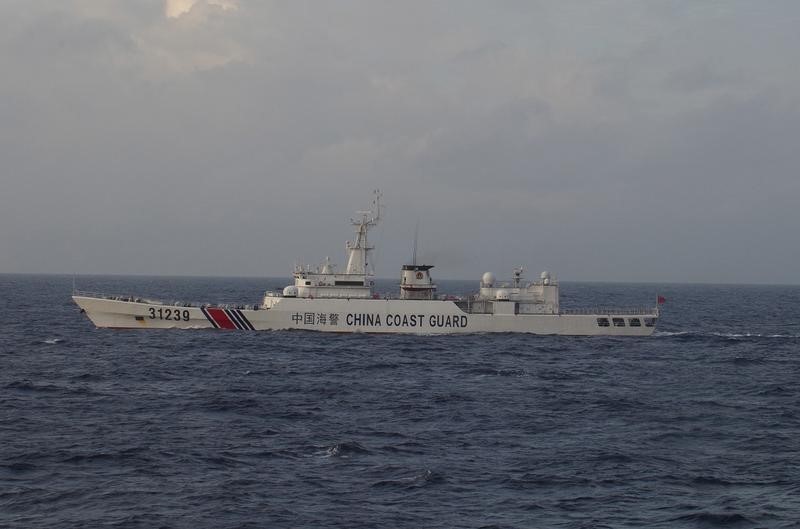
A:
[277, 192, 382, 301]
[73, 192, 661, 335]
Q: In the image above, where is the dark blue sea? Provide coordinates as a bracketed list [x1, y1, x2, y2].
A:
[2, 274, 799, 528]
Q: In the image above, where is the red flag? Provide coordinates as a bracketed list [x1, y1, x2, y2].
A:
[657, 295, 666, 304]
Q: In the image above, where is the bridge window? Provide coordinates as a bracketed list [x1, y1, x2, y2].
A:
[629, 318, 641, 327]
[644, 318, 656, 327]
[612, 318, 625, 327]
[596, 318, 610, 327]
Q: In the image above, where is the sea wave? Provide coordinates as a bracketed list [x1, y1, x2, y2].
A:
[656, 330, 800, 339]
[3, 275, 799, 528]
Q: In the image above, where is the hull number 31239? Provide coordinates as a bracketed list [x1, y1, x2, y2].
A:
[149, 307, 190, 321]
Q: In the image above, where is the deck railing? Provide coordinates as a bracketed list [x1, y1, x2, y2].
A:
[71, 290, 260, 311]
[72, 290, 151, 303]
[73, 290, 656, 316]
[559, 306, 657, 316]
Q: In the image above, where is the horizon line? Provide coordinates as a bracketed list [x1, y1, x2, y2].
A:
[1, 271, 798, 287]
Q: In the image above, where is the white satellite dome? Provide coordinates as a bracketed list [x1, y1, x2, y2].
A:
[283, 285, 299, 297]
[482, 272, 496, 287]
[495, 289, 510, 301]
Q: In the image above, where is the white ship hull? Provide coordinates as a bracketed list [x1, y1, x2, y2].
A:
[73, 295, 658, 336]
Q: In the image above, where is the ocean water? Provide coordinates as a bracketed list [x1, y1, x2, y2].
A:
[2, 274, 799, 528]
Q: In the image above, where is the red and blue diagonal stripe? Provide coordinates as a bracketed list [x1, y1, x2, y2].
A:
[200, 307, 255, 330]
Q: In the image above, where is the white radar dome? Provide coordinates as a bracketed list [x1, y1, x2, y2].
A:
[540, 271, 551, 285]
[482, 272, 496, 287]
[282, 285, 299, 297]
[495, 289, 510, 301]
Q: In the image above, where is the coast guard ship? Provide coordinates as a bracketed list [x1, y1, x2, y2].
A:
[73, 192, 660, 335]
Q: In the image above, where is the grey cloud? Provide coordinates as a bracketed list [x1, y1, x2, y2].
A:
[1, 1, 799, 283]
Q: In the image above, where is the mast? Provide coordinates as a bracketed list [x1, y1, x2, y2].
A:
[412, 220, 419, 266]
[345, 190, 382, 275]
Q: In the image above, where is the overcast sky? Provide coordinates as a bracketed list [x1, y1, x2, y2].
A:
[2, 1, 799, 283]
